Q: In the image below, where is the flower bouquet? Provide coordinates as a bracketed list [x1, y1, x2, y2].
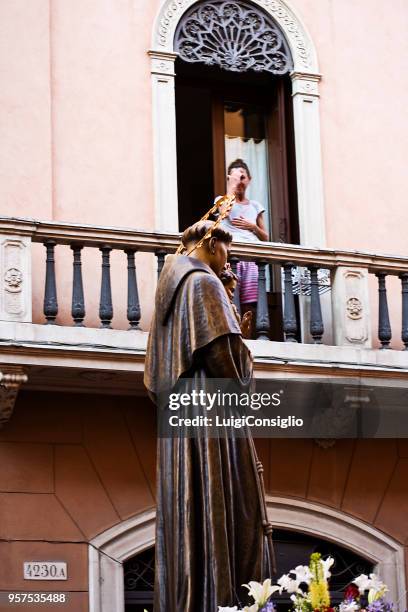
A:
[218, 552, 398, 612]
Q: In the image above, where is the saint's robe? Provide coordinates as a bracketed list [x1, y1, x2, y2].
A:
[144, 255, 270, 612]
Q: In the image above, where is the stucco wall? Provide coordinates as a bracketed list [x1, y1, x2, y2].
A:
[0, 391, 407, 609]
[1, 0, 406, 241]
[0, 390, 156, 611]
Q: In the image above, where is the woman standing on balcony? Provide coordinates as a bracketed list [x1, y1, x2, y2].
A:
[218, 159, 268, 331]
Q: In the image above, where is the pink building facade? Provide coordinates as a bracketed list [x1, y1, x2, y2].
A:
[0, 1, 407, 610]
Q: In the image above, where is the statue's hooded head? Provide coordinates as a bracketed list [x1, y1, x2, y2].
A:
[181, 220, 233, 276]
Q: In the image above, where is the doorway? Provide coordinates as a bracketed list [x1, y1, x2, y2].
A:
[175, 59, 299, 243]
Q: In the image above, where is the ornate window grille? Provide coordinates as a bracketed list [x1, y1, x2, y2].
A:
[272, 529, 374, 609]
[123, 534, 373, 610]
[124, 547, 154, 610]
[174, 0, 293, 74]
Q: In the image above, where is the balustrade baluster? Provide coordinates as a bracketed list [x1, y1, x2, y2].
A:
[283, 263, 297, 342]
[125, 249, 141, 330]
[376, 272, 391, 349]
[156, 250, 167, 279]
[309, 266, 324, 343]
[400, 273, 408, 350]
[43, 240, 58, 324]
[99, 245, 113, 328]
[71, 244, 85, 326]
[229, 256, 241, 315]
[255, 260, 270, 340]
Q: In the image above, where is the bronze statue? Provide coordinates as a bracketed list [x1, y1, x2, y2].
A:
[144, 220, 273, 612]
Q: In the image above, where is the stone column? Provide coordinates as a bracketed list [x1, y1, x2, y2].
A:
[331, 267, 371, 348]
[290, 72, 325, 248]
[291, 73, 331, 343]
[0, 234, 32, 323]
[149, 50, 179, 232]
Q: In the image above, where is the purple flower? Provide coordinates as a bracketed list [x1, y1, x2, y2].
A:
[367, 599, 394, 611]
[260, 603, 276, 612]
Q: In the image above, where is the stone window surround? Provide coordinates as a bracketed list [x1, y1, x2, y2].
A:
[148, 0, 326, 248]
[88, 496, 407, 611]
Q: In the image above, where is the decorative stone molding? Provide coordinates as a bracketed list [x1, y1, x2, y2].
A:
[153, 0, 318, 73]
[331, 267, 371, 347]
[150, 0, 325, 241]
[291, 71, 321, 98]
[89, 509, 155, 612]
[174, 0, 292, 74]
[4, 267, 23, 289]
[267, 496, 406, 607]
[346, 296, 363, 320]
[148, 50, 177, 77]
[0, 366, 28, 427]
[0, 235, 32, 322]
[148, 50, 179, 231]
[88, 500, 406, 611]
[289, 71, 325, 247]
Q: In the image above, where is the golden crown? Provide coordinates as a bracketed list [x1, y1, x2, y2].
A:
[175, 193, 236, 256]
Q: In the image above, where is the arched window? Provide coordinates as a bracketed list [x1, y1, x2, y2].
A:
[123, 533, 375, 611]
[123, 547, 154, 611]
[173, 0, 299, 244]
[88, 503, 405, 610]
[272, 529, 374, 609]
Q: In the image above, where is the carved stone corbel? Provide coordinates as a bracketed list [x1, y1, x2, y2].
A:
[0, 366, 28, 427]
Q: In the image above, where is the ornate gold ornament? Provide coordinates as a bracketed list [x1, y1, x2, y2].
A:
[175, 193, 236, 256]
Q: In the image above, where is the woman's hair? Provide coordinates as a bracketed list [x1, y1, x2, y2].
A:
[181, 220, 232, 248]
[227, 158, 252, 179]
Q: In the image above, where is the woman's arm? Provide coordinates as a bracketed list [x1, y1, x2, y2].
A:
[253, 212, 268, 241]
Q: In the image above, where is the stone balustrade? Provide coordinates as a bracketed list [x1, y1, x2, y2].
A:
[1, 214, 408, 350]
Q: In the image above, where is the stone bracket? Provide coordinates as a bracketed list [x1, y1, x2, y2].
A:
[0, 366, 28, 427]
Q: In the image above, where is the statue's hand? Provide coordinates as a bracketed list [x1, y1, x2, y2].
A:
[241, 310, 253, 338]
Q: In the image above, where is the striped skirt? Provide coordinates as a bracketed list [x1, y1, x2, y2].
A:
[237, 261, 258, 304]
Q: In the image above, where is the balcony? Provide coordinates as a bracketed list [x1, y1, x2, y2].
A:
[1, 214, 408, 423]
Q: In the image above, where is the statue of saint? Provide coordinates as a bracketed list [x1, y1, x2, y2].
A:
[144, 221, 272, 612]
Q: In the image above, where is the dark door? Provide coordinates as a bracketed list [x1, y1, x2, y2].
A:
[175, 60, 299, 340]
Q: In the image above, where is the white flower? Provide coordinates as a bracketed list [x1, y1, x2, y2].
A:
[339, 601, 359, 612]
[290, 594, 306, 612]
[321, 556, 335, 579]
[292, 565, 312, 585]
[243, 605, 258, 612]
[353, 573, 371, 594]
[367, 573, 388, 603]
[243, 579, 280, 606]
[218, 607, 239, 612]
[277, 574, 301, 594]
